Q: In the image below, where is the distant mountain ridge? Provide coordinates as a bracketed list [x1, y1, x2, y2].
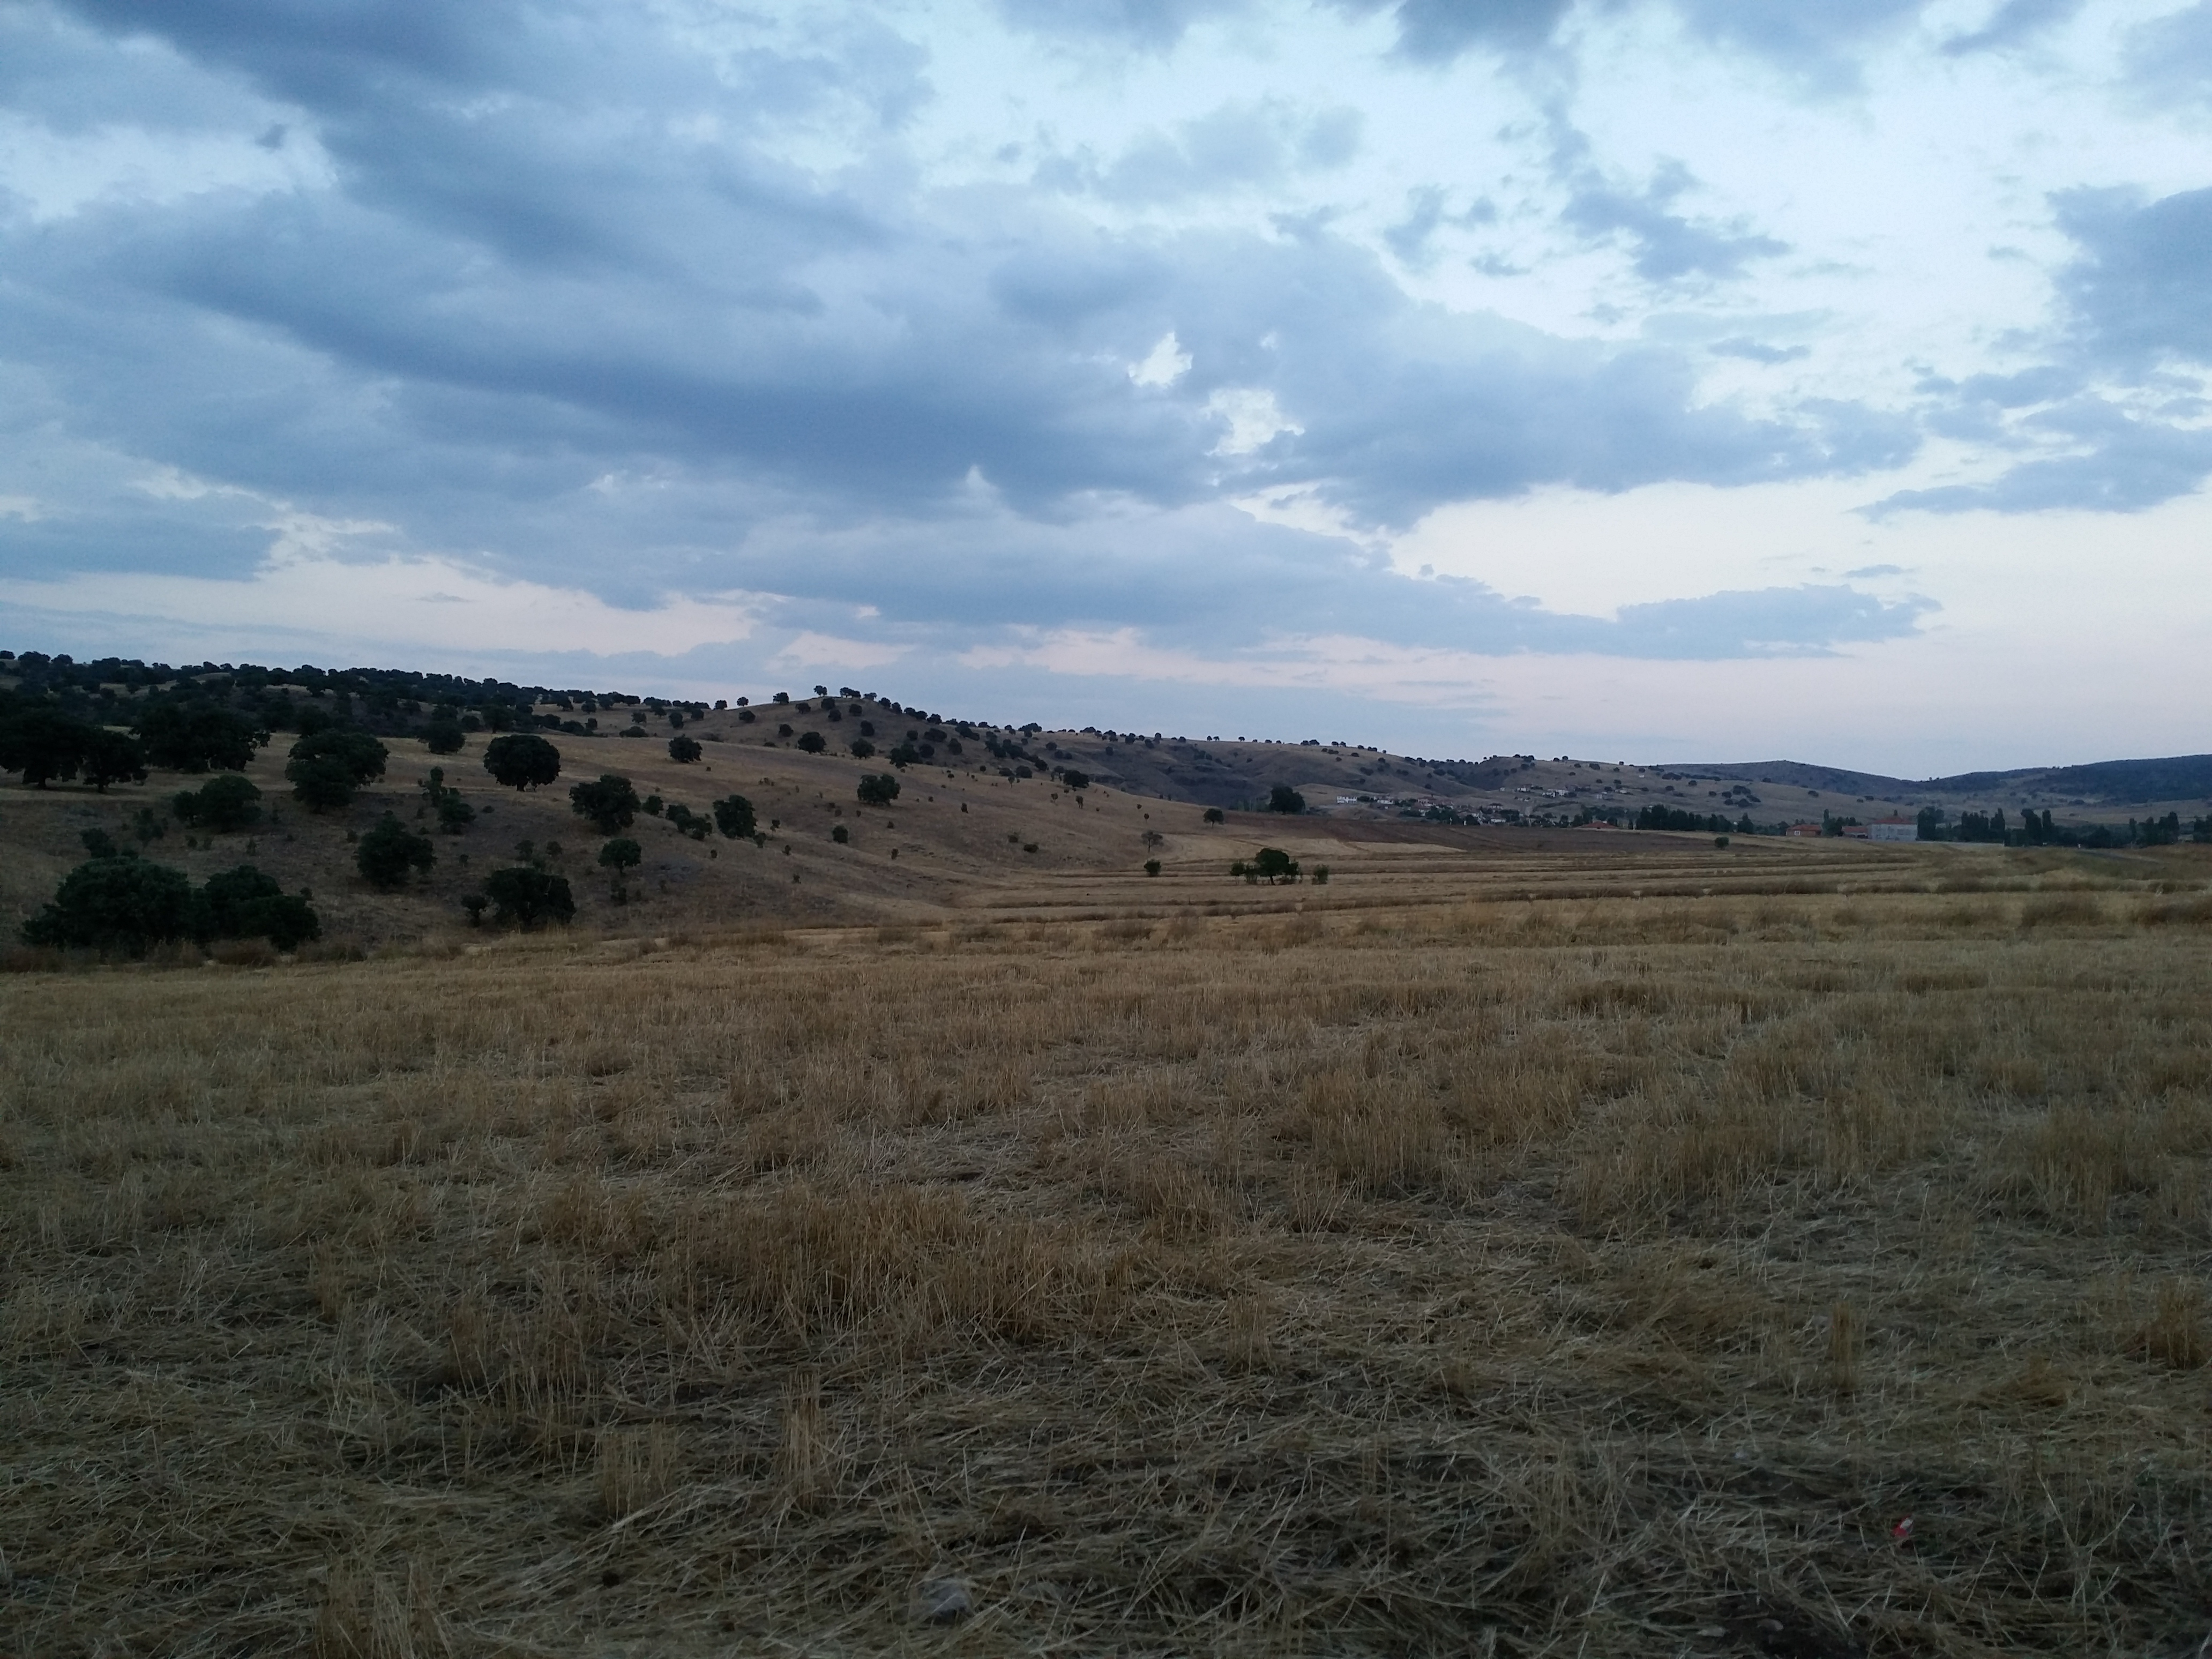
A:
[1670, 754, 2212, 807]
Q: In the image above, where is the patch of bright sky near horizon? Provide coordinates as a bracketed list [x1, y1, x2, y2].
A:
[3, 0, 2211, 771]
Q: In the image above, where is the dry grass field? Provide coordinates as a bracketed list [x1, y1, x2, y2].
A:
[6, 842, 2212, 1656]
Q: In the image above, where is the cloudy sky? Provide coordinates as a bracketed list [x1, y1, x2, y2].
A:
[2, 0, 2208, 772]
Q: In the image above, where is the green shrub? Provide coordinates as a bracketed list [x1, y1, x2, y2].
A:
[196, 865, 320, 951]
[286, 728, 388, 811]
[174, 773, 263, 832]
[21, 857, 195, 953]
[482, 865, 576, 929]
[357, 812, 436, 890]
[571, 774, 640, 834]
[713, 794, 757, 839]
[482, 732, 561, 790]
[856, 773, 901, 808]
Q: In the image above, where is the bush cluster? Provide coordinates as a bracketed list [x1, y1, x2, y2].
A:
[21, 856, 319, 955]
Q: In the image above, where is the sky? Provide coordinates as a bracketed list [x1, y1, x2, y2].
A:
[1, 0, 2208, 774]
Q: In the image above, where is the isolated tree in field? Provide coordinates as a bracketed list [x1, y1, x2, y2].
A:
[0, 707, 91, 787]
[420, 766, 475, 832]
[483, 732, 561, 790]
[423, 718, 466, 754]
[1144, 858, 1161, 877]
[482, 865, 576, 929]
[598, 836, 641, 900]
[1267, 784, 1306, 814]
[570, 773, 640, 834]
[174, 773, 263, 832]
[1060, 769, 1090, 791]
[668, 734, 703, 764]
[78, 727, 149, 792]
[136, 703, 262, 772]
[1253, 846, 1299, 884]
[286, 728, 389, 811]
[356, 812, 436, 890]
[21, 856, 195, 953]
[848, 736, 876, 759]
[856, 773, 901, 808]
[195, 865, 320, 950]
[712, 794, 757, 839]
[795, 730, 826, 754]
[1202, 807, 1224, 824]
[1140, 829, 1164, 852]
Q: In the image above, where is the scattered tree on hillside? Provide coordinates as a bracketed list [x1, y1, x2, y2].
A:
[483, 732, 561, 790]
[1202, 807, 1224, 824]
[570, 773, 641, 834]
[1060, 769, 1090, 791]
[0, 707, 92, 788]
[597, 836, 641, 901]
[78, 727, 149, 792]
[1140, 829, 1164, 852]
[174, 773, 263, 832]
[195, 865, 320, 950]
[21, 856, 195, 953]
[136, 704, 263, 772]
[668, 734, 703, 764]
[420, 766, 475, 832]
[713, 794, 757, 839]
[357, 812, 436, 890]
[1267, 785, 1306, 814]
[286, 728, 389, 811]
[856, 773, 901, 808]
[795, 730, 826, 754]
[481, 865, 576, 929]
[848, 737, 876, 759]
[423, 718, 466, 754]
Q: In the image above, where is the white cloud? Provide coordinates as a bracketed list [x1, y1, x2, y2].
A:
[1128, 331, 1192, 387]
[1206, 387, 1301, 455]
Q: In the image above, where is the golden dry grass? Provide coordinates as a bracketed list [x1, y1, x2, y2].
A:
[5, 865, 2212, 1655]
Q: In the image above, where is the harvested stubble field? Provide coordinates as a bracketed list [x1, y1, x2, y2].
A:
[6, 855, 2212, 1656]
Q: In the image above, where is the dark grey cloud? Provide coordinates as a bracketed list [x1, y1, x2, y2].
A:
[2125, 2, 2212, 106]
[1940, 0, 2083, 57]
[1035, 100, 1363, 204]
[2051, 185, 2212, 371]
[1607, 583, 1933, 656]
[1874, 398, 2212, 515]
[1374, 0, 1577, 63]
[1, 0, 1937, 668]
[1882, 184, 2212, 514]
[1669, 0, 1927, 90]
[994, 0, 1244, 50]
[1560, 160, 1788, 284]
[1709, 338, 1809, 364]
